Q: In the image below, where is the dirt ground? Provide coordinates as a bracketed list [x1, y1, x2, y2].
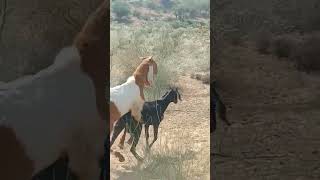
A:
[110, 75, 210, 180]
[212, 44, 320, 180]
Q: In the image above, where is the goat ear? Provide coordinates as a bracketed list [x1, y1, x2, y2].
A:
[146, 56, 153, 62]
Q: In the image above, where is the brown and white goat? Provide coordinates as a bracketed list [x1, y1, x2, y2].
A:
[110, 57, 158, 134]
[0, 1, 108, 180]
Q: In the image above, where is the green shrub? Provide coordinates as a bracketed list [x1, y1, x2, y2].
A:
[145, 1, 159, 10]
[272, 36, 296, 58]
[160, 0, 174, 9]
[133, 10, 141, 18]
[112, 1, 131, 20]
[255, 31, 272, 54]
[111, 22, 209, 97]
[294, 34, 320, 73]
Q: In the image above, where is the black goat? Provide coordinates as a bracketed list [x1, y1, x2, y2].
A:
[110, 88, 182, 161]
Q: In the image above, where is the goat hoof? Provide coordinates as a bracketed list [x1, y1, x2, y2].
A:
[127, 140, 133, 145]
[114, 151, 125, 162]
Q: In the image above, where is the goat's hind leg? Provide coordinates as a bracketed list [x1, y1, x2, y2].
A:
[130, 123, 143, 162]
[110, 121, 125, 149]
[149, 125, 159, 149]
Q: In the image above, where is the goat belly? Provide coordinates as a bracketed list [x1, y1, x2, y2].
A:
[110, 79, 141, 116]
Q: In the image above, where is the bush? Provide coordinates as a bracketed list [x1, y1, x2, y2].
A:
[160, 0, 174, 9]
[255, 31, 272, 54]
[146, 1, 159, 10]
[190, 72, 210, 84]
[133, 10, 141, 18]
[112, 1, 131, 20]
[111, 22, 209, 97]
[272, 36, 296, 58]
[294, 34, 320, 73]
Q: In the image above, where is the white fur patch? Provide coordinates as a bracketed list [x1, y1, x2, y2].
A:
[0, 46, 105, 176]
[110, 76, 142, 116]
[147, 65, 154, 86]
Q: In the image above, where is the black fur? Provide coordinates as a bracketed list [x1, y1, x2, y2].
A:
[110, 88, 181, 161]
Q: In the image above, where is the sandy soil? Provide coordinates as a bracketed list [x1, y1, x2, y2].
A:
[212, 44, 320, 180]
[110, 75, 210, 180]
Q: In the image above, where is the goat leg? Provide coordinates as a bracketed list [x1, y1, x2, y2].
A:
[130, 146, 143, 162]
[127, 120, 140, 145]
[118, 126, 127, 149]
[127, 136, 133, 145]
[131, 100, 144, 123]
[130, 126, 143, 162]
[149, 125, 159, 149]
[110, 121, 124, 148]
[145, 125, 150, 149]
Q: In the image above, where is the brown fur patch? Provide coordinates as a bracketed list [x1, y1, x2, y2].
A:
[73, 0, 109, 122]
[0, 126, 34, 180]
[133, 57, 158, 98]
[110, 102, 121, 134]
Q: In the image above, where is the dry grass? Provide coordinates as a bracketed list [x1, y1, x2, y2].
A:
[111, 21, 209, 100]
[111, 76, 210, 180]
[110, 1, 210, 179]
[272, 35, 297, 58]
[190, 72, 210, 84]
[212, 41, 320, 180]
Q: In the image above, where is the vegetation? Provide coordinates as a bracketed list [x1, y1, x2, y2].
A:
[111, 0, 209, 100]
[111, 22, 209, 99]
[110, 2, 210, 179]
[213, 0, 320, 73]
[112, 1, 131, 21]
[294, 33, 320, 73]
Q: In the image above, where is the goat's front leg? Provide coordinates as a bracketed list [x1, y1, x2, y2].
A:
[131, 99, 144, 123]
[118, 125, 127, 149]
[130, 124, 143, 162]
[145, 125, 150, 148]
[149, 125, 159, 149]
[128, 120, 140, 145]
